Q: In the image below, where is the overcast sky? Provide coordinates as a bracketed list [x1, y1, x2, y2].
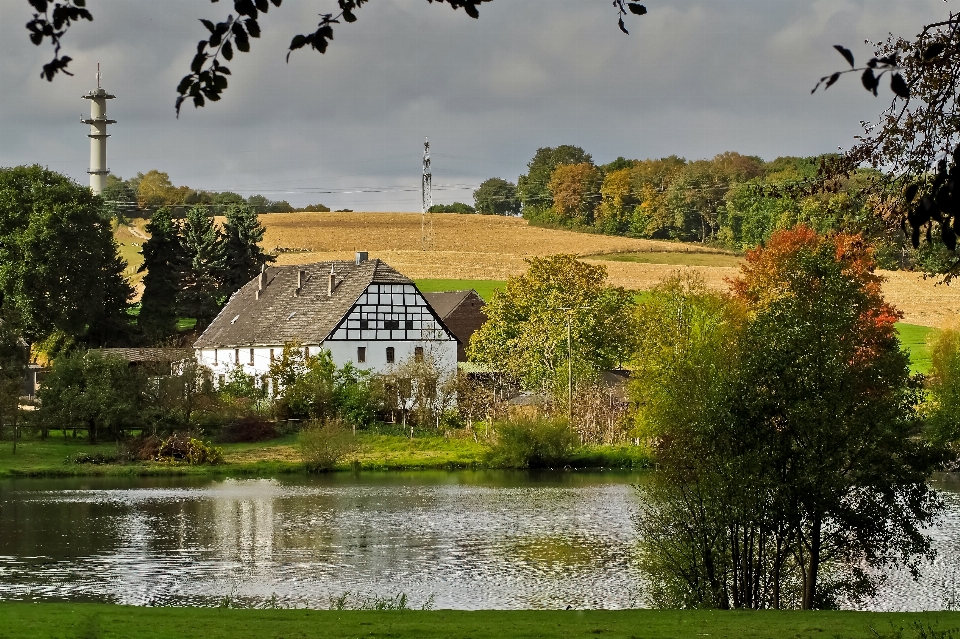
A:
[0, 0, 952, 210]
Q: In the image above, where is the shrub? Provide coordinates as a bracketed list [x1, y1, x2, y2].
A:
[485, 418, 577, 468]
[218, 416, 278, 443]
[67, 452, 120, 465]
[298, 419, 357, 472]
[155, 434, 224, 465]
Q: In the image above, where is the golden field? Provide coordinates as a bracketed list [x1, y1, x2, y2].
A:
[116, 212, 960, 327]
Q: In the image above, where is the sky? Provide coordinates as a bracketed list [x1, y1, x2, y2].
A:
[0, 0, 953, 210]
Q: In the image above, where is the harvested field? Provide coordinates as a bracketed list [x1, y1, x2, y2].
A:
[117, 212, 960, 327]
[259, 213, 960, 326]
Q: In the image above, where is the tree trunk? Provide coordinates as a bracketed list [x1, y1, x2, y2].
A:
[89, 418, 97, 445]
[802, 515, 822, 610]
[11, 409, 18, 455]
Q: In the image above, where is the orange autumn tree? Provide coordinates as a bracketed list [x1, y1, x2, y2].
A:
[731, 225, 940, 609]
[731, 225, 902, 365]
[634, 225, 944, 610]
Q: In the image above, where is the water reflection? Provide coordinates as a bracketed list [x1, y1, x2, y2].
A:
[0, 472, 955, 610]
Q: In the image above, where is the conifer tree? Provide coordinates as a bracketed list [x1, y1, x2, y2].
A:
[137, 207, 184, 342]
[178, 206, 227, 329]
[222, 203, 274, 295]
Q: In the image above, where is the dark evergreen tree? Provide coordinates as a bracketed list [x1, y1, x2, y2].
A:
[178, 206, 227, 329]
[222, 203, 275, 295]
[138, 207, 184, 342]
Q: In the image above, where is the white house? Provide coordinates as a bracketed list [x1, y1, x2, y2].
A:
[193, 254, 458, 384]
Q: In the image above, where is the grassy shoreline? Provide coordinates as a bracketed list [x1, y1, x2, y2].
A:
[1, 603, 958, 639]
[0, 431, 650, 479]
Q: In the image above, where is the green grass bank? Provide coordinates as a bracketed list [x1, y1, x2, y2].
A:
[0, 431, 650, 478]
[0, 604, 957, 639]
[415, 278, 506, 302]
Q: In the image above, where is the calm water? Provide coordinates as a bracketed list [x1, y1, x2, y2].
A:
[0, 471, 957, 610]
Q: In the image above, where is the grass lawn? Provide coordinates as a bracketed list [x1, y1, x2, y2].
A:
[0, 430, 650, 478]
[592, 251, 744, 268]
[415, 279, 507, 302]
[0, 604, 957, 639]
[897, 323, 940, 375]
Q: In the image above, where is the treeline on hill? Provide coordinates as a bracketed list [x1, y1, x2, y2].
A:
[456, 146, 951, 272]
[101, 169, 330, 219]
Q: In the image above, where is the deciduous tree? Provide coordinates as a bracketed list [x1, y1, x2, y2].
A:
[0, 165, 132, 346]
[37, 350, 145, 443]
[468, 254, 634, 400]
[473, 178, 519, 216]
[548, 163, 602, 226]
[634, 227, 945, 609]
[517, 146, 593, 219]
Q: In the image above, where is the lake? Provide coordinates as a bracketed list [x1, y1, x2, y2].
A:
[0, 471, 957, 610]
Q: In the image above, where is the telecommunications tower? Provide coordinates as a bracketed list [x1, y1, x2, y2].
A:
[81, 64, 115, 195]
[421, 137, 433, 251]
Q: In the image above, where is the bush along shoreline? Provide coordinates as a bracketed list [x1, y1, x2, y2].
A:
[0, 418, 652, 479]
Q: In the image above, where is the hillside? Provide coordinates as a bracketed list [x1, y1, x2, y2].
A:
[116, 212, 960, 327]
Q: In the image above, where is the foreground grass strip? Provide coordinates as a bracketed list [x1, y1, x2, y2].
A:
[1, 604, 958, 639]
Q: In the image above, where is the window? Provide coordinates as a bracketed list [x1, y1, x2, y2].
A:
[304, 346, 310, 358]
[385, 319, 400, 330]
[414, 346, 424, 362]
[234, 348, 239, 364]
[360, 319, 369, 330]
[405, 319, 414, 330]
[249, 348, 255, 365]
[213, 349, 218, 366]
[269, 348, 275, 362]
[386, 347, 395, 364]
[357, 347, 366, 363]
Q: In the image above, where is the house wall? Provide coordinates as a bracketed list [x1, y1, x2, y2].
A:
[196, 340, 457, 387]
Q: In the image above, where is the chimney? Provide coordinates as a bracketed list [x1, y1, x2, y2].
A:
[328, 265, 336, 296]
[295, 269, 304, 296]
[355, 251, 368, 265]
[256, 265, 266, 300]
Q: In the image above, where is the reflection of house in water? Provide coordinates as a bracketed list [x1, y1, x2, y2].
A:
[211, 481, 275, 565]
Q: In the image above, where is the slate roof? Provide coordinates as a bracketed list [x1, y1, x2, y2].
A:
[194, 259, 412, 348]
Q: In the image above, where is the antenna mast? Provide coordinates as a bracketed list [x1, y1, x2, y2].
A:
[81, 63, 116, 195]
[421, 137, 433, 251]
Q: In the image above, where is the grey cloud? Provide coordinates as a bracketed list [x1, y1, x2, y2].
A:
[0, 0, 953, 211]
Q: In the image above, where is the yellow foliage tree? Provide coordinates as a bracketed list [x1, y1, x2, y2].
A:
[548, 163, 601, 225]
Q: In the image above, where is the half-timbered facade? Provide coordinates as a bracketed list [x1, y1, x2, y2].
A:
[193, 255, 457, 382]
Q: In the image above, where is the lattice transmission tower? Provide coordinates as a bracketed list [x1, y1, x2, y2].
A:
[421, 137, 433, 251]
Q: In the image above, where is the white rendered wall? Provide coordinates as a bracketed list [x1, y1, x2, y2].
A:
[195, 340, 457, 389]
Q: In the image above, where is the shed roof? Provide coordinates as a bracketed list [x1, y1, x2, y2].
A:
[99, 348, 194, 363]
[194, 259, 412, 348]
[422, 290, 476, 319]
